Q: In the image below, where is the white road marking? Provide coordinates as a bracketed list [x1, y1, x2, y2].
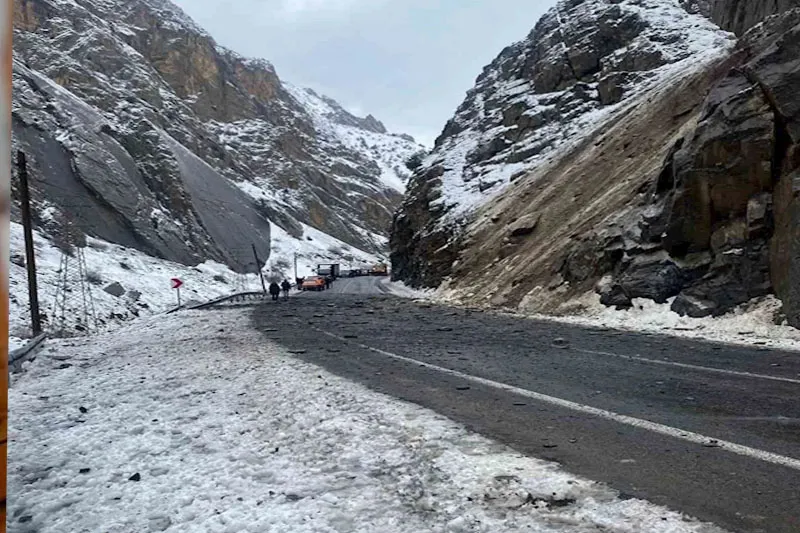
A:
[576, 348, 800, 385]
[314, 329, 800, 473]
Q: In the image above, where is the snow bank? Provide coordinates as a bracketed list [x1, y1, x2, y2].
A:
[8, 308, 726, 533]
[379, 277, 435, 299]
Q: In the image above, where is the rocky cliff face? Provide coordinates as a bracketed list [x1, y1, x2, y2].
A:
[12, 0, 422, 271]
[591, 9, 800, 326]
[391, 0, 800, 328]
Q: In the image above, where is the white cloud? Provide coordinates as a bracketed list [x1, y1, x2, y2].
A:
[279, 0, 378, 17]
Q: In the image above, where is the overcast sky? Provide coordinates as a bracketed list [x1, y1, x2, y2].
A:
[170, 0, 558, 146]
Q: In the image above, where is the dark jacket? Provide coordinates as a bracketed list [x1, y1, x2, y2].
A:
[268, 282, 280, 295]
[281, 280, 291, 291]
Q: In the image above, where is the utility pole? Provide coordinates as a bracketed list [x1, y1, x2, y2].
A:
[293, 252, 298, 281]
[252, 243, 267, 293]
[17, 151, 41, 335]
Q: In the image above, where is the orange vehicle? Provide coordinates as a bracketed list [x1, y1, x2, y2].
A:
[370, 262, 388, 276]
[301, 276, 326, 291]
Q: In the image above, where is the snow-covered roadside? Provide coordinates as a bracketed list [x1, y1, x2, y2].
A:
[8, 308, 726, 533]
[8, 222, 261, 340]
[8, 218, 386, 340]
[511, 293, 800, 352]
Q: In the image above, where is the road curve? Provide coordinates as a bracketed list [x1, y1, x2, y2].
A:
[252, 278, 800, 533]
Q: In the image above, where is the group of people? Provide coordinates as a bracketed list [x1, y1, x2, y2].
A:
[268, 279, 292, 301]
[268, 274, 335, 301]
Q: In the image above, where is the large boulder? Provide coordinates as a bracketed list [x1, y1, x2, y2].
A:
[619, 253, 684, 304]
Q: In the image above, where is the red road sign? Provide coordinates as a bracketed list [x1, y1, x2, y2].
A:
[171, 278, 183, 289]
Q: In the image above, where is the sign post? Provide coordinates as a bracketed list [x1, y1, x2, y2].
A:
[171, 277, 183, 307]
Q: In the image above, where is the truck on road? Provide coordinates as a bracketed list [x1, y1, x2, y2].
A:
[317, 263, 341, 279]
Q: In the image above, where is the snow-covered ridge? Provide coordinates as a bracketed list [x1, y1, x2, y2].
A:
[419, 0, 736, 225]
[286, 84, 425, 193]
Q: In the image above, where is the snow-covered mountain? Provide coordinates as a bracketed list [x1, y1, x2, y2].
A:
[391, 0, 800, 328]
[9, 0, 425, 335]
[12, 0, 422, 272]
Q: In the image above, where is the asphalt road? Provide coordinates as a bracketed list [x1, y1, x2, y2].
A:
[315, 275, 392, 295]
[252, 277, 800, 533]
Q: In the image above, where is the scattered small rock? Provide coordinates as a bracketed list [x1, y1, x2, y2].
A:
[79, 406, 88, 414]
[456, 386, 471, 391]
[128, 473, 141, 482]
[437, 327, 454, 332]
[343, 334, 358, 339]
[288, 350, 307, 355]
[103, 282, 126, 298]
[551, 338, 569, 349]
[18, 516, 33, 523]
[79, 468, 91, 474]
[542, 443, 559, 449]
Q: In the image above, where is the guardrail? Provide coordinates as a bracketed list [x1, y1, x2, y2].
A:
[8, 333, 47, 373]
[166, 291, 268, 314]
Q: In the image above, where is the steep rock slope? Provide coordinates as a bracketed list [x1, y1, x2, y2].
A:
[391, 0, 735, 287]
[12, 0, 422, 271]
[393, 0, 800, 328]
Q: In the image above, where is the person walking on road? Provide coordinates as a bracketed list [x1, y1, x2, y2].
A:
[324, 275, 332, 290]
[281, 279, 291, 300]
[268, 281, 281, 301]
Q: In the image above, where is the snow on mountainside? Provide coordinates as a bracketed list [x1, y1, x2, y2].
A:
[12, 0, 418, 260]
[423, 0, 734, 224]
[391, 0, 736, 289]
[11, 0, 416, 336]
[286, 84, 425, 193]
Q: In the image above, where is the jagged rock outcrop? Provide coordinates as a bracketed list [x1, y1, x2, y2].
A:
[706, 0, 799, 35]
[391, 0, 734, 288]
[12, 0, 422, 270]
